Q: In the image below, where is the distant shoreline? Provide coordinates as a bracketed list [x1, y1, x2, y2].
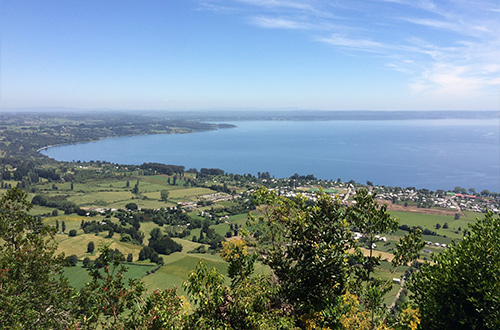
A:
[40, 119, 500, 192]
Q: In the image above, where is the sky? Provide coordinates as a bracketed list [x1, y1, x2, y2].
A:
[0, 0, 499, 111]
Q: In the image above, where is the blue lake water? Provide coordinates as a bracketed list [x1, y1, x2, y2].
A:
[42, 119, 500, 192]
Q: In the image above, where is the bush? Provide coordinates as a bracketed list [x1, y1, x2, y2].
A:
[68, 229, 77, 237]
[82, 257, 91, 268]
[66, 254, 78, 267]
[149, 236, 182, 255]
[87, 241, 95, 253]
[125, 203, 138, 210]
[409, 212, 500, 329]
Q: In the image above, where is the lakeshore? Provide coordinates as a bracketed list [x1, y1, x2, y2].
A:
[41, 119, 500, 192]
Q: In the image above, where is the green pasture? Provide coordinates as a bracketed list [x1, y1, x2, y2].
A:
[55, 233, 144, 260]
[216, 200, 238, 208]
[391, 210, 474, 240]
[64, 261, 156, 290]
[28, 205, 57, 216]
[213, 222, 231, 237]
[48, 214, 99, 232]
[228, 213, 248, 226]
[140, 221, 163, 245]
[142, 191, 161, 200]
[168, 187, 215, 200]
[117, 198, 171, 210]
[35, 180, 129, 193]
[371, 261, 409, 306]
[67, 191, 133, 206]
[142, 254, 228, 295]
[187, 228, 202, 242]
[308, 188, 339, 194]
[144, 175, 188, 187]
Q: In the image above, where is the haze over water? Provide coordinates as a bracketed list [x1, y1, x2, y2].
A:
[42, 119, 500, 192]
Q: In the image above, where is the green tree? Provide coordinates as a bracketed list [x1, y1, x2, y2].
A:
[132, 179, 139, 194]
[160, 189, 170, 202]
[67, 254, 78, 266]
[250, 187, 355, 327]
[130, 288, 185, 330]
[83, 257, 91, 268]
[409, 212, 500, 329]
[75, 245, 146, 329]
[150, 227, 163, 241]
[125, 202, 138, 210]
[87, 241, 95, 253]
[62, 220, 66, 233]
[250, 187, 423, 329]
[183, 260, 226, 329]
[0, 188, 75, 328]
[68, 229, 77, 237]
[481, 189, 490, 197]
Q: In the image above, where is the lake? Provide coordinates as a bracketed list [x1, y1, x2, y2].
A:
[41, 119, 500, 192]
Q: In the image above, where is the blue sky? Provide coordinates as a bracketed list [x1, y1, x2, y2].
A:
[1, 0, 498, 111]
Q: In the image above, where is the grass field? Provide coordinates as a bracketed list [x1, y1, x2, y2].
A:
[67, 191, 133, 206]
[391, 210, 473, 240]
[168, 187, 215, 200]
[142, 251, 228, 296]
[55, 233, 144, 260]
[64, 261, 156, 290]
[28, 204, 57, 215]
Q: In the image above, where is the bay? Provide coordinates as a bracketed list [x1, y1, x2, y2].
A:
[41, 119, 500, 192]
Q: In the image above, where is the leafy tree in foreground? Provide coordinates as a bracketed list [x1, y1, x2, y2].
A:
[183, 260, 226, 329]
[249, 187, 424, 329]
[75, 245, 146, 329]
[408, 212, 500, 329]
[250, 186, 354, 327]
[346, 188, 424, 328]
[0, 188, 75, 329]
[183, 241, 297, 330]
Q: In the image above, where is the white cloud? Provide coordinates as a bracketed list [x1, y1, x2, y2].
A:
[250, 16, 304, 29]
[317, 34, 385, 53]
[236, 0, 314, 11]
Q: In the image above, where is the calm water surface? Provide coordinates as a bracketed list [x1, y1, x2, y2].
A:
[42, 120, 500, 192]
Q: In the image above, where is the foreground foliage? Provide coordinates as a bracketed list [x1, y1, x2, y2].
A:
[250, 187, 424, 329]
[0, 188, 75, 329]
[409, 212, 500, 329]
[1, 187, 498, 329]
